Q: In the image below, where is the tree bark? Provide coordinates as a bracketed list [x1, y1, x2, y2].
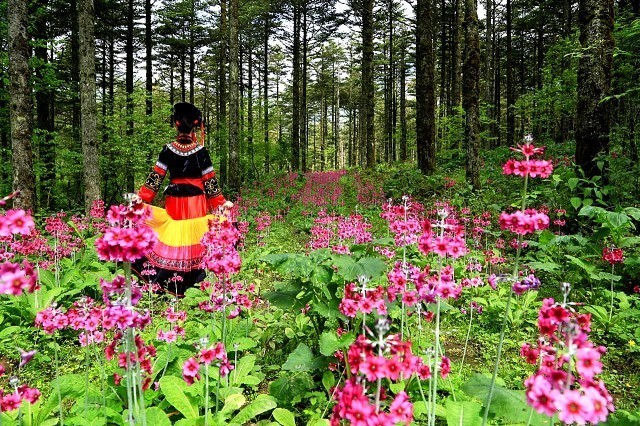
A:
[506, 0, 515, 146]
[416, 0, 437, 174]
[35, 2, 55, 210]
[125, 0, 134, 192]
[263, 6, 270, 174]
[400, 31, 408, 162]
[291, 2, 301, 171]
[361, 0, 375, 168]
[228, 0, 240, 192]
[78, 0, 101, 210]
[146, 0, 153, 117]
[8, 0, 36, 211]
[218, 0, 228, 184]
[451, 0, 464, 110]
[301, 3, 309, 171]
[575, 0, 614, 178]
[463, 0, 480, 189]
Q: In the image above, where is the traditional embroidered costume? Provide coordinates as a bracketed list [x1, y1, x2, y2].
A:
[133, 103, 227, 294]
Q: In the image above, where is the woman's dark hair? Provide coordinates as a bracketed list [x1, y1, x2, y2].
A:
[172, 102, 202, 133]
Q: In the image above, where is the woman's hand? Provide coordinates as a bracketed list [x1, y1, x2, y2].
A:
[222, 200, 234, 210]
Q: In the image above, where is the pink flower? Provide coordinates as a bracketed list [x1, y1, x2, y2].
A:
[182, 357, 201, 384]
[554, 389, 593, 425]
[389, 391, 413, 425]
[575, 347, 603, 379]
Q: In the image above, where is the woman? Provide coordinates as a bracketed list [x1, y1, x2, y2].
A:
[133, 102, 233, 294]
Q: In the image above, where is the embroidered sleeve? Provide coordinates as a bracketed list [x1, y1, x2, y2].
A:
[200, 148, 226, 211]
[138, 148, 168, 203]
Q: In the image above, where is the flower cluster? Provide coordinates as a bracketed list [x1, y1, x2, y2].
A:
[198, 280, 260, 318]
[331, 381, 413, 426]
[511, 274, 541, 295]
[309, 211, 373, 251]
[157, 305, 187, 343]
[182, 342, 233, 385]
[498, 210, 550, 235]
[201, 220, 242, 276]
[602, 247, 624, 265]
[95, 198, 156, 262]
[339, 281, 387, 318]
[0, 367, 41, 413]
[502, 141, 554, 178]
[331, 332, 433, 426]
[0, 207, 38, 295]
[521, 297, 614, 424]
[380, 198, 426, 247]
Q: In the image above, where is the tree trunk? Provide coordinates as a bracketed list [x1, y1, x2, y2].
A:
[8, 0, 36, 210]
[451, 0, 463, 110]
[506, 0, 515, 146]
[125, 0, 134, 192]
[145, 0, 153, 117]
[291, 2, 301, 171]
[301, 4, 309, 172]
[71, 0, 80, 143]
[575, 0, 614, 178]
[416, 0, 436, 174]
[361, 0, 375, 168]
[263, 7, 270, 174]
[484, 0, 493, 103]
[228, 0, 240, 192]
[400, 29, 408, 162]
[248, 50, 256, 178]
[463, 0, 480, 189]
[218, 0, 228, 184]
[78, 0, 101, 210]
[35, 2, 55, 210]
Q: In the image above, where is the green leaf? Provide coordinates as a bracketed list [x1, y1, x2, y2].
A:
[623, 207, 640, 221]
[319, 331, 355, 356]
[332, 255, 388, 281]
[220, 393, 246, 416]
[322, 371, 335, 393]
[567, 177, 579, 190]
[273, 407, 296, 426]
[461, 374, 551, 425]
[145, 407, 172, 426]
[158, 375, 200, 419]
[445, 399, 482, 426]
[606, 212, 630, 229]
[269, 373, 314, 406]
[229, 395, 277, 424]
[230, 355, 259, 387]
[570, 197, 582, 210]
[0, 326, 20, 339]
[282, 343, 324, 372]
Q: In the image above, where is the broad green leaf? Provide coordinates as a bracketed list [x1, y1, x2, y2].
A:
[567, 177, 579, 190]
[220, 393, 246, 416]
[624, 207, 640, 221]
[333, 256, 388, 281]
[319, 331, 355, 356]
[145, 407, 172, 426]
[229, 394, 277, 424]
[282, 343, 324, 372]
[230, 355, 258, 387]
[158, 375, 200, 419]
[269, 373, 314, 406]
[0, 326, 20, 339]
[273, 407, 296, 426]
[570, 197, 582, 210]
[231, 337, 257, 351]
[322, 371, 335, 393]
[445, 399, 482, 426]
[607, 212, 630, 229]
[461, 374, 551, 425]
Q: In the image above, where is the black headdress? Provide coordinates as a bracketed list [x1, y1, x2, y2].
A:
[172, 102, 202, 134]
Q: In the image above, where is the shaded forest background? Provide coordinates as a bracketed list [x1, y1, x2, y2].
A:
[1, 0, 639, 212]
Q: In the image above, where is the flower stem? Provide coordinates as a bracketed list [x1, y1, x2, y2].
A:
[482, 288, 513, 426]
[430, 298, 441, 426]
[205, 363, 210, 426]
[458, 306, 474, 377]
[608, 264, 615, 322]
[54, 336, 64, 426]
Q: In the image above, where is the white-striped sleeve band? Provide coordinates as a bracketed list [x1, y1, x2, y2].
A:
[156, 161, 168, 171]
[202, 166, 214, 176]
